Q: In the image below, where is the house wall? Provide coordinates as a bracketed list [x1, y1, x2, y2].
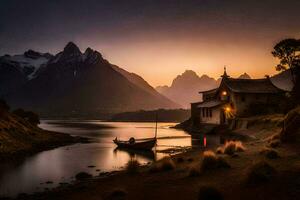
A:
[199, 107, 221, 124]
[231, 93, 282, 116]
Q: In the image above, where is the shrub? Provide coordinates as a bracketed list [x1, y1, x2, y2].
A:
[198, 186, 224, 200]
[260, 148, 279, 159]
[148, 157, 175, 173]
[126, 160, 140, 174]
[223, 141, 236, 155]
[75, 172, 92, 181]
[216, 147, 223, 154]
[200, 151, 230, 171]
[201, 151, 219, 171]
[235, 141, 246, 152]
[245, 161, 277, 185]
[223, 141, 245, 155]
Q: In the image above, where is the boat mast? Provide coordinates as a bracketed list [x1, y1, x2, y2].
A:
[155, 113, 158, 139]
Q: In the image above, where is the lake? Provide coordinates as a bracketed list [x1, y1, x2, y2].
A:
[0, 120, 220, 197]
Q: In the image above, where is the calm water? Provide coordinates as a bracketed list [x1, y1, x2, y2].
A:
[0, 120, 220, 197]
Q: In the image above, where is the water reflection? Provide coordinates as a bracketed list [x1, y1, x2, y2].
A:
[0, 120, 196, 197]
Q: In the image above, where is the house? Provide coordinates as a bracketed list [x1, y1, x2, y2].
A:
[191, 68, 286, 125]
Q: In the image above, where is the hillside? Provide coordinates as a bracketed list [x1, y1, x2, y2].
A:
[0, 107, 84, 160]
[1, 42, 178, 117]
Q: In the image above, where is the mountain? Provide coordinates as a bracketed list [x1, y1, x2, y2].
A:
[156, 71, 254, 108]
[238, 73, 251, 79]
[156, 70, 219, 108]
[1, 42, 178, 116]
[270, 69, 294, 91]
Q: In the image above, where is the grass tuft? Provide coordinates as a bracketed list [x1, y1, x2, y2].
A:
[148, 157, 175, 173]
[245, 161, 277, 185]
[200, 151, 230, 171]
[198, 186, 224, 200]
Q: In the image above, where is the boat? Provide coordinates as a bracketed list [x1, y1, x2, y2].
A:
[113, 115, 158, 150]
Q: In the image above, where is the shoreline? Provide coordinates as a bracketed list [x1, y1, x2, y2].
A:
[0, 130, 89, 163]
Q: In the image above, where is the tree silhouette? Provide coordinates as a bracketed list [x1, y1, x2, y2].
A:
[272, 38, 300, 105]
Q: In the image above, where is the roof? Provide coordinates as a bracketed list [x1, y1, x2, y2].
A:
[224, 78, 284, 94]
[197, 100, 225, 108]
[198, 88, 218, 94]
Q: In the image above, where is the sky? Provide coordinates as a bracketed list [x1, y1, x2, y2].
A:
[1, 0, 300, 87]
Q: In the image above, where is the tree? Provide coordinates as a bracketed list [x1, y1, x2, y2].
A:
[272, 38, 300, 105]
[272, 38, 300, 83]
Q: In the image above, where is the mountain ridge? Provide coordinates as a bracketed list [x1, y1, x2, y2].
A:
[1, 42, 178, 117]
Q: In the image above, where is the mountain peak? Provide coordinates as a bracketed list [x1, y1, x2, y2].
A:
[182, 70, 198, 77]
[238, 73, 251, 79]
[63, 42, 81, 56]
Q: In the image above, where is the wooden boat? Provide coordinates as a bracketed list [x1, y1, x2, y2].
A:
[113, 138, 156, 150]
[113, 115, 158, 150]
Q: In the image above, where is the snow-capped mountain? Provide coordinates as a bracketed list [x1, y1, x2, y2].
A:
[1, 42, 178, 116]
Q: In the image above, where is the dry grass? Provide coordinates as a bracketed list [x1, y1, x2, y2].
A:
[200, 151, 230, 171]
[148, 157, 175, 173]
[245, 161, 277, 185]
[216, 147, 223, 154]
[217, 141, 246, 155]
[126, 160, 140, 174]
[198, 186, 224, 200]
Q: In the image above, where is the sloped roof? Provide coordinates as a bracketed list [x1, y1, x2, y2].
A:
[224, 78, 284, 93]
[197, 100, 225, 108]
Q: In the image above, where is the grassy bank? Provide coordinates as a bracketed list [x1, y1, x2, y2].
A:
[0, 111, 88, 161]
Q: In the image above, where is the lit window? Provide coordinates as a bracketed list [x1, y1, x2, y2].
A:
[222, 91, 227, 96]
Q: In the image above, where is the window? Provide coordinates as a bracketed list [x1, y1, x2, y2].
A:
[206, 108, 209, 117]
[202, 108, 205, 117]
[209, 109, 212, 118]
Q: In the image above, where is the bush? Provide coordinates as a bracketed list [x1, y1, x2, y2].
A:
[245, 161, 277, 185]
[148, 157, 175, 173]
[216, 147, 223, 154]
[260, 148, 279, 159]
[200, 151, 230, 171]
[223, 141, 245, 155]
[75, 172, 92, 181]
[198, 186, 224, 200]
[126, 160, 140, 174]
